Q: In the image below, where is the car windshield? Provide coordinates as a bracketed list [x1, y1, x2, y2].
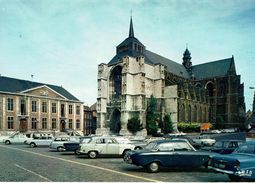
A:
[145, 142, 157, 150]
[80, 138, 92, 144]
[234, 144, 255, 154]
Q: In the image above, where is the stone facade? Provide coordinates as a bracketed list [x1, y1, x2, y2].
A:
[96, 17, 246, 136]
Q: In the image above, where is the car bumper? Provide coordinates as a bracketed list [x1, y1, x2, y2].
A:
[208, 166, 251, 177]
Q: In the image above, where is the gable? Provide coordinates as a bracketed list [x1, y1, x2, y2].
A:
[22, 85, 66, 99]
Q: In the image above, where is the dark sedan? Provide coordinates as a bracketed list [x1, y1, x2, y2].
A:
[201, 140, 244, 154]
[208, 141, 255, 181]
[63, 137, 91, 154]
[123, 139, 215, 173]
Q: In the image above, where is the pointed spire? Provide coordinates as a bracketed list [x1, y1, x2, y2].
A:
[129, 16, 134, 38]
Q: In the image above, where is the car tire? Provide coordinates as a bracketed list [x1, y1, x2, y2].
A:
[135, 147, 142, 150]
[30, 143, 36, 148]
[88, 151, 97, 159]
[5, 140, 11, 145]
[228, 174, 242, 182]
[57, 146, 64, 152]
[146, 162, 160, 173]
[122, 150, 130, 157]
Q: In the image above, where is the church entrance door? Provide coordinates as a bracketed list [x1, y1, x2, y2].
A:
[109, 109, 121, 134]
[60, 120, 66, 132]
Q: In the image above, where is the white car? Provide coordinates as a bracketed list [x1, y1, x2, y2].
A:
[49, 136, 80, 152]
[3, 133, 30, 144]
[193, 135, 216, 146]
[78, 136, 136, 158]
[26, 136, 53, 148]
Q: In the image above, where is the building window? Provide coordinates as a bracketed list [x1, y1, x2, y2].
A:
[42, 102, 47, 113]
[32, 101, 37, 112]
[31, 118, 37, 129]
[42, 118, 47, 129]
[7, 116, 14, 129]
[69, 105, 73, 115]
[61, 104, 65, 117]
[52, 118, 56, 129]
[76, 119, 80, 129]
[69, 119, 73, 129]
[52, 103, 56, 113]
[76, 106, 80, 115]
[7, 98, 14, 111]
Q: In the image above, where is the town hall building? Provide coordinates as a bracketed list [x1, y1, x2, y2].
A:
[96, 17, 246, 135]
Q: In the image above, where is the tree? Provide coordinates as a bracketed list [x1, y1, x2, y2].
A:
[127, 116, 143, 133]
[146, 95, 158, 135]
[162, 113, 174, 134]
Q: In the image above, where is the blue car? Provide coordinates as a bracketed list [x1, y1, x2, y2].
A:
[123, 139, 216, 173]
[208, 141, 255, 181]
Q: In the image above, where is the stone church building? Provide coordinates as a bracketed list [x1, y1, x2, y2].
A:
[96, 17, 246, 135]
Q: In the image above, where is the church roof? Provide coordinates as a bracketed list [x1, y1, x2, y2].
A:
[144, 50, 190, 78]
[192, 57, 234, 80]
[0, 76, 80, 101]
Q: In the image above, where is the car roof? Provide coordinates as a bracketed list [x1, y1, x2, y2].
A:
[150, 139, 188, 144]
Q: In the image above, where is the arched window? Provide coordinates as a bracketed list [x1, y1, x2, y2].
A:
[110, 66, 122, 99]
[199, 107, 202, 122]
[218, 82, 225, 96]
[206, 82, 214, 97]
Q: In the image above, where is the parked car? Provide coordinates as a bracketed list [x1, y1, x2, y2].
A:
[164, 135, 202, 149]
[208, 141, 255, 181]
[77, 136, 136, 158]
[3, 133, 30, 144]
[63, 136, 92, 154]
[49, 136, 80, 152]
[201, 140, 244, 154]
[123, 139, 216, 173]
[26, 135, 54, 148]
[193, 135, 216, 146]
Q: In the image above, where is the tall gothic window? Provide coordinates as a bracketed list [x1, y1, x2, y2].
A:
[193, 106, 197, 122]
[110, 66, 122, 99]
[218, 82, 225, 96]
[206, 82, 214, 97]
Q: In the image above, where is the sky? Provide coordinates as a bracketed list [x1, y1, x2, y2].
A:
[0, 0, 255, 110]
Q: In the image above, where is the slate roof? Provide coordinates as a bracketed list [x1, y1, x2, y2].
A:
[192, 58, 233, 80]
[0, 76, 80, 101]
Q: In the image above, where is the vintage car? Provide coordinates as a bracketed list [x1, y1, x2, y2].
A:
[201, 140, 244, 154]
[26, 135, 54, 148]
[77, 136, 136, 158]
[123, 139, 216, 173]
[63, 136, 92, 154]
[208, 141, 255, 181]
[193, 135, 216, 146]
[3, 133, 30, 144]
[49, 136, 80, 152]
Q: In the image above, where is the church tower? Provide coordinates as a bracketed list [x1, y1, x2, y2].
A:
[182, 48, 192, 69]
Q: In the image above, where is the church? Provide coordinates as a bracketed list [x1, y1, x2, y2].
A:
[96, 17, 246, 136]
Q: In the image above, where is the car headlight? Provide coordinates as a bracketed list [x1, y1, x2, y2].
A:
[234, 160, 240, 170]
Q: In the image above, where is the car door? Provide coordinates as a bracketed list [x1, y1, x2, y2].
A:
[105, 138, 120, 155]
[94, 138, 107, 154]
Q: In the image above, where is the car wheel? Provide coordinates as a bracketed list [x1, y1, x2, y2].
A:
[147, 162, 160, 173]
[30, 143, 36, 148]
[88, 151, 97, 159]
[5, 140, 11, 145]
[122, 150, 130, 157]
[135, 147, 142, 150]
[228, 174, 242, 182]
[57, 146, 64, 152]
